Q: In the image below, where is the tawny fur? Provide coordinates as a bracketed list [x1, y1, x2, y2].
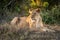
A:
[10, 17, 19, 25]
[26, 8, 44, 29]
[10, 8, 55, 32]
[26, 8, 55, 32]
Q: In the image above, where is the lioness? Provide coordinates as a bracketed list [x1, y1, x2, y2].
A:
[26, 8, 43, 28]
[11, 8, 55, 32]
[26, 8, 55, 32]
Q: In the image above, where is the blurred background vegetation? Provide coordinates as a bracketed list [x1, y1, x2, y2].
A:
[0, 0, 60, 24]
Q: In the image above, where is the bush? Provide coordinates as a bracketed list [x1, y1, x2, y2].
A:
[41, 5, 60, 24]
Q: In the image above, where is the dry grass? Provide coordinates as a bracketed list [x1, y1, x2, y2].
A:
[0, 23, 60, 40]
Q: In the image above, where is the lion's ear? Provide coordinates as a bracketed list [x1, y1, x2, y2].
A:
[36, 8, 40, 13]
[29, 8, 33, 11]
[29, 8, 33, 14]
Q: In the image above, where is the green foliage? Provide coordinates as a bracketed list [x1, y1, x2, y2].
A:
[14, 5, 21, 12]
[42, 5, 60, 24]
[42, 11, 55, 24]
[43, 2, 49, 8]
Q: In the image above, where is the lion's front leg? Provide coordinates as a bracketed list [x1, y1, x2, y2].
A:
[29, 19, 35, 28]
[29, 22, 33, 29]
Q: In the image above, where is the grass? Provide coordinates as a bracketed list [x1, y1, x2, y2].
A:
[0, 23, 60, 40]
